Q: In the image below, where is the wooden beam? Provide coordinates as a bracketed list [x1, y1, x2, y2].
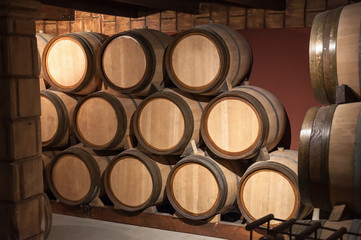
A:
[51, 202, 262, 240]
[36, 5, 74, 21]
[40, 0, 157, 18]
[112, 0, 200, 14]
[218, 0, 286, 10]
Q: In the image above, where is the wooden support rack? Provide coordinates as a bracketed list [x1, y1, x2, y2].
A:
[51, 202, 261, 240]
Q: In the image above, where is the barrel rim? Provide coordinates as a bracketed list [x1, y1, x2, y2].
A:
[103, 148, 162, 212]
[166, 155, 228, 220]
[165, 28, 230, 94]
[40, 90, 69, 147]
[42, 34, 95, 93]
[73, 91, 128, 150]
[201, 90, 269, 160]
[47, 147, 101, 205]
[322, 7, 343, 104]
[98, 30, 156, 94]
[237, 161, 301, 226]
[133, 90, 194, 155]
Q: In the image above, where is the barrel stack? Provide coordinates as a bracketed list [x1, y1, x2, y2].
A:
[297, 1, 361, 234]
[38, 22, 315, 227]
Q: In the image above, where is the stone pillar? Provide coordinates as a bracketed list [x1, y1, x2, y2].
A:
[0, 0, 45, 239]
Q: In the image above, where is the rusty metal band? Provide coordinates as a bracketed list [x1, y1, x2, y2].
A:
[298, 107, 319, 207]
[310, 11, 329, 104]
[322, 7, 342, 104]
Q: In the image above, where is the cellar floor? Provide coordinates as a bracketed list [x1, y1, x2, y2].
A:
[48, 214, 226, 240]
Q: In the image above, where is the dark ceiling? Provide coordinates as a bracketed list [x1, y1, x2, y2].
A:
[40, 0, 286, 18]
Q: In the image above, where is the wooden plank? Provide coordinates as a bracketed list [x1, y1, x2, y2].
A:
[228, 15, 246, 29]
[51, 202, 261, 240]
[246, 9, 265, 29]
[108, 0, 199, 14]
[305, 11, 320, 27]
[265, 11, 284, 28]
[115, 16, 131, 32]
[83, 17, 101, 32]
[44, 21, 57, 34]
[41, 0, 149, 18]
[57, 21, 70, 34]
[177, 12, 194, 31]
[35, 21, 45, 32]
[37, 5, 74, 21]
[146, 12, 161, 30]
[306, 0, 326, 11]
[102, 21, 116, 35]
[197, 3, 211, 18]
[70, 19, 84, 32]
[221, 0, 286, 10]
[228, 6, 246, 16]
[211, 3, 228, 25]
[161, 18, 176, 33]
[130, 18, 146, 29]
[75, 10, 92, 18]
[103, 14, 116, 22]
[285, 9, 305, 27]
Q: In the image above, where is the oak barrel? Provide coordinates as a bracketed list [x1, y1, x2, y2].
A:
[237, 149, 312, 226]
[47, 145, 109, 205]
[42, 32, 108, 95]
[201, 86, 286, 160]
[309, 2, 361, 104]
[36, 31, 55, 79]
[99, 29, 172, 96]
[165, 23, 252, 95]
[299, 102, 361, 215]
[40, 90, 77, 148]
[42, 193, 52, 239]
[103, 148, 175, 212]
[166, 154, 245, 220]
[133, 88, 208, 155]
[73, 91, 141, 150]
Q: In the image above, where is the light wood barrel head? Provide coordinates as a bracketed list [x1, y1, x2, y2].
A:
[76, 97, 118, 147]
[137, 98, 185, 151]
[170, 34, 221, 88]
[102, 36, 146, 89]
[40, 95, 58, 143]
[336, 2, 361, 96]
[108, 156, 153, 207]
[51, 154, 91, 202]
[46, 37, 87, 88]
[240, 169, 298, 225]
[170, 162, 220, 215]
[205, 97, 261, 154]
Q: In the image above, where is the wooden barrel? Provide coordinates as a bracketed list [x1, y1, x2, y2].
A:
[292, 219, 361, 240]
[309, 2, 361, 104]
[133, 88, 208, 155]
[36, 31, 55, 79]
[201, 86, 286, 160]
[166, 154, 245, 220]
[298, 102, 361, 215]
[41, 151, 60, 196]
[41, 193, 52, 239]
[47, 145, 109, 205]
[165, 23, 252, 95]
[237, 149, 312, 226]
[73, 91, 141, 150]
[103, 148, 175, 212]
[40, 90, 77, 148]
[99, 29, 172, 96]
[42, 32, 108, 95]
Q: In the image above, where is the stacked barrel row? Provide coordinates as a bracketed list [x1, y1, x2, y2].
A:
[38, 24, 309, 224]
[299, 1, 361, 218]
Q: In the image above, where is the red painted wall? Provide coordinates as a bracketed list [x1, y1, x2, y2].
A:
[239, 28, 320, 150]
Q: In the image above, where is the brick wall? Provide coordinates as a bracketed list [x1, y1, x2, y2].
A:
[36, 0, 357, 35]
